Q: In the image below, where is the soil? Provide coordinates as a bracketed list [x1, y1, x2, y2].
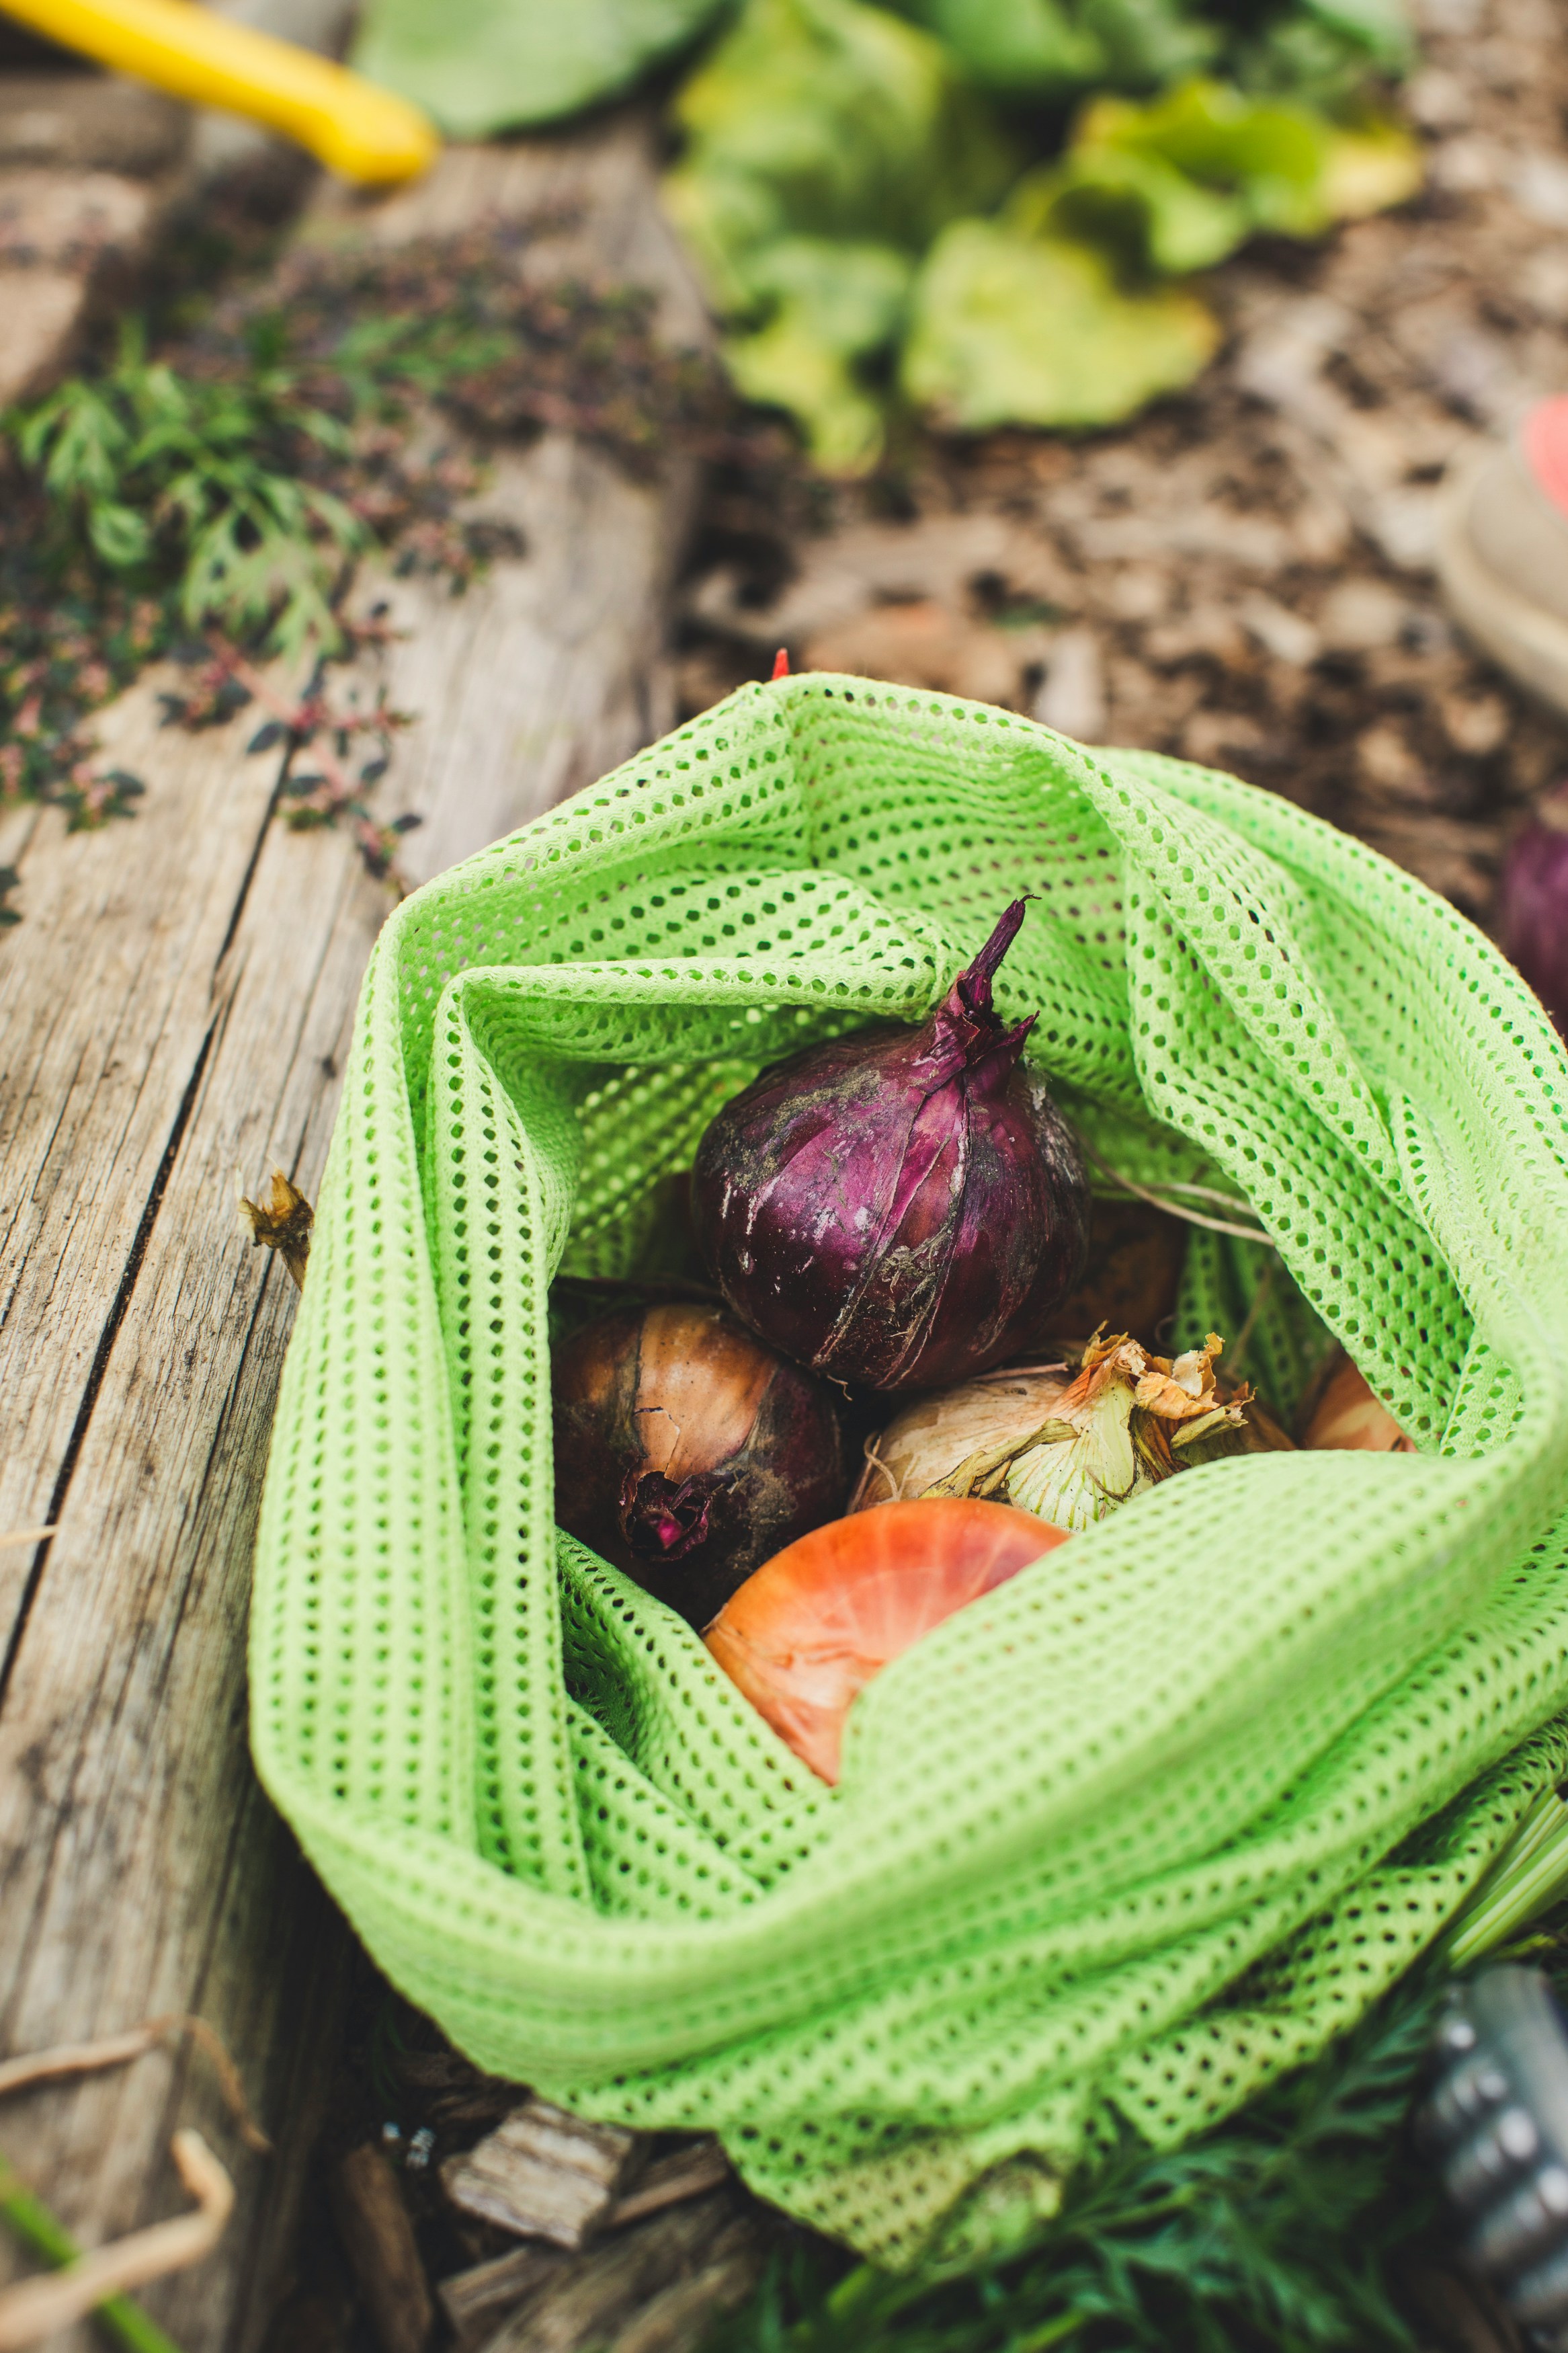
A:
[675, 0, 1568, 938]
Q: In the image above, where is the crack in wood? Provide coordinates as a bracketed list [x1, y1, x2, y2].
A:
[0, 1010, 217, 1718]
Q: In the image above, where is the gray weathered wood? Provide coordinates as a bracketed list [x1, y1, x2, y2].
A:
[441, 2243, 569, 2351]
[0, 115, 703, 2352]
[442, 2101, 642, 2249]
[310, 122, 708, 886]
[477, 2194, 764, 2353]
[330, 2143, 436, 2353]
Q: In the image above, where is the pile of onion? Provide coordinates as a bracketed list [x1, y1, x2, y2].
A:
[552, 1301, 846, 1627]
[544, 898, 1315, 1771]
[704, 1498, 1067, 1782]
[690, 900, 1091, 1391]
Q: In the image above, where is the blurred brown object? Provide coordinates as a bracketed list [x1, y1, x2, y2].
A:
[0, 74, 185, 173]
[1399, 2252, 1523, 2353]
[606, 2141, 731, 2229]
[469, 2190, 767, 2353]
[803, 598, 1026, 705]
[440, 2242, 567, 2349]
[329, 2143, 434, 2353]
[1051, 1195, 1187, 1347]
[1299, 1346, 1417, 1452]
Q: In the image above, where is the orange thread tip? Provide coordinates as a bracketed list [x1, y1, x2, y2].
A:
[772, 648, 790, 680]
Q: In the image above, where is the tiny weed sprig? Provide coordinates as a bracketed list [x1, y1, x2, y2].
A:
[160, 631, 418, 881]
[0, 218, 720, 895]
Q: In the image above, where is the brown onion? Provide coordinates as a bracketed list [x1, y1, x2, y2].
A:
[1301, 1351, 1415, 1453]
[1050, 1197, 1187, 1346]
[704, 1497, 1067, 1782]
[552, 1302, 846, 1626]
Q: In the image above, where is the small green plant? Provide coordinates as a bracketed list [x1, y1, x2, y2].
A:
[0, 222, 720, 873]
[708, 1963, 1464, 2353]
[14, 323, 366, 662]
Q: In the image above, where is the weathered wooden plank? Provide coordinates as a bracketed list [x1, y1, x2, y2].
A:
[0, 675, 284, 1595]
[0, 707, 381, 2353]
[313, 118, 708, 888]
[0, 114, 704, 2352]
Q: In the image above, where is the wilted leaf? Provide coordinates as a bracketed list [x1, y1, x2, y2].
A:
[722, 238, 910, 472]
[666, 0, 1015, 271]
[902, 218, 1219, 431]
[237, 1168, 315, 1289]
[352, 0, 727, 137]
[1319, 112, 1424, 218]
[887, 0, 1103, 93]
[1069, 77, 1420, 242]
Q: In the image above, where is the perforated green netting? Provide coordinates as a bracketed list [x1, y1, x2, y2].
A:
[252, 675, 1568, 2268]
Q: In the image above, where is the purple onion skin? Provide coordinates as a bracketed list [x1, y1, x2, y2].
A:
[690, 902, 1091, 1392]
[552, 1301, 846, 1627]
[1499, 791, 1568, 1035]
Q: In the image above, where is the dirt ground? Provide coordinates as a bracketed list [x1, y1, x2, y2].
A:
[675, 0, 1568, 936]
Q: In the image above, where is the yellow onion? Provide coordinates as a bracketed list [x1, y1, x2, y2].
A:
[1301, 1351, 1416, 1453]
[705, 1499, 1068, 1784]
[852, 1330, 1285, 1531]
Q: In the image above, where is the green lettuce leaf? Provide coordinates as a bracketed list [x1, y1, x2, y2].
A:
[667, 0, 1016, 260]
[723, 240, 912, 473]
[662, 0, 1014, 466]
[901, 215, 1219, 430]
[886, 0, 1105, 94]
[352, 0, 726, 138]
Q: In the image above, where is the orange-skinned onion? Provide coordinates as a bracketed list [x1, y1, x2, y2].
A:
[703, 1497, 1069, 1784]
[1303, 1351, 1416, 1453]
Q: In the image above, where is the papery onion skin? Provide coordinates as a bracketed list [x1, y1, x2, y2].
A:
[704, 1497, 1067, 1783]
[849, 1366, 1071, 1511]
[1301, 1351, 1415, 1453]
[851, 1330, 1289, 1523]
[1051, 1197, 1187, 1347]
[552, 1302, 847, 1628]
[690, 902, 1091, 1392]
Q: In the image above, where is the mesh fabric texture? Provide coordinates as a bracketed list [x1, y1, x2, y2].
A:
[251, 675, 1568, 2267]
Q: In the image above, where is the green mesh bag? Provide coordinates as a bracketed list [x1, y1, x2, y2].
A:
[251, 675, 1568, 2268]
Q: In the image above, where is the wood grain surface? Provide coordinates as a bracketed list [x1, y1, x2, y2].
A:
[0, 115, 702, 2351]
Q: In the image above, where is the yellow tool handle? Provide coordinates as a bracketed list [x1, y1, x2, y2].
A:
[0, 0, 440, 182]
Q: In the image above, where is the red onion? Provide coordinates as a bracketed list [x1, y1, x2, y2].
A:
[552, 1301, 846, 1626]
[1498, 785, 1568, 1033]
[690, 902, 1090, 1392]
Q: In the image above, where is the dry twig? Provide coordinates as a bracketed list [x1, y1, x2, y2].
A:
[0, 2130, 231, 2351]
